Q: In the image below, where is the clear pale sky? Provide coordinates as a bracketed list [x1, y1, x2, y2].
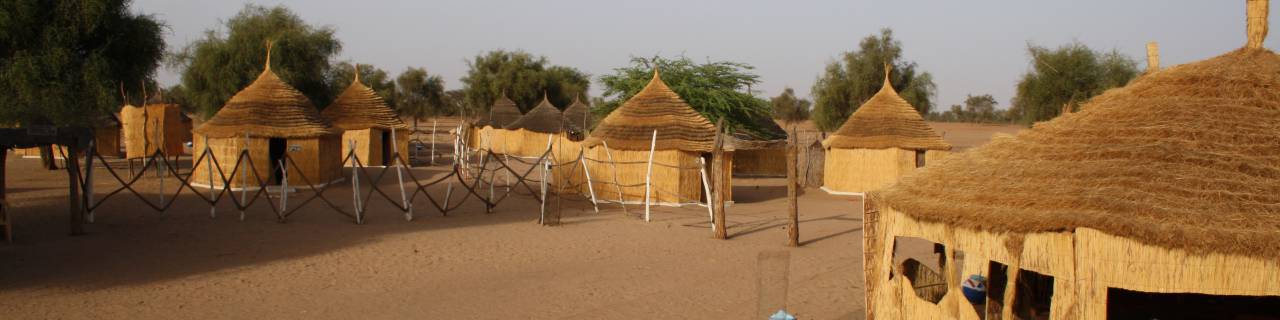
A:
[134, 0, 1269, 110]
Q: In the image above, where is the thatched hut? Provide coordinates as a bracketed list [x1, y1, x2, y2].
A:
[821, 70, 950, 194]
[582, 71, 719, 204]
[863, 2, 1280, 319]
[726, 114, 789, 177]
[562, 95, 590, 137]
[190, 48, 343, 190]
[474, 93, 524, 154]
[17, 115, 121, 159]
[322, 66, 409, 167]
[504, 95, 573, 158]
[121, 94, 190, 159]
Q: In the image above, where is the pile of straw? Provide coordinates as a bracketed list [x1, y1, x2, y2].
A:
[875, 47, 1280, 258]
[322, 72, 408, 131]
[584, 71, 716, 152]
[822, 73, 950, 151]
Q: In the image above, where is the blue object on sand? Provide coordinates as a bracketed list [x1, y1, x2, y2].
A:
[769, 309, 797, 320]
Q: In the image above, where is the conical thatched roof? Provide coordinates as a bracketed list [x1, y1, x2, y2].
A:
[193, 48, 337, 139]
[488, 93, 523, 128]
[875, 41, 1280, 256]
[584, 71, 717, 152]
[505, 95, 565, 133]
[322, 66, 408, 131]
[823, 71, 950, 151]
[563, 95, 590, 131]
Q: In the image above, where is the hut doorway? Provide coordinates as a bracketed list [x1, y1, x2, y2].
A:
[268, 138, 286, 185]
[380, 130, 392, 166]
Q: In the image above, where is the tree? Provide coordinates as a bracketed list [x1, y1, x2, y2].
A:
[168, 4, 341, 118]
[394, 67, 446, 128]
[597, 55, 779, 139]
[442, 89, 465, 117]
[460, 50, 589, 113]
[1012, 42, 1139, 124]
[927, 94, 1006, 123]
[0, 0, 165, 126]
[771, 87, 811, 124]
[1, 0, 165, 170]
[811, 28, 936, 131]
[328, 62, 395, 108]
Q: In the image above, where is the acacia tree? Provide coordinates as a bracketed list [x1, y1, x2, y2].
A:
[811, 28, 936, 131]
[1, 0, 165, 169]
[169, 4, 341, 118]
[327, 62, 395, 108]
[460, 50, 589, 113]
[394, 67, 446, 129]
[597, 55, 780, 139]
[771, 87, 811, 124]
[1012, 42, 1138, 124]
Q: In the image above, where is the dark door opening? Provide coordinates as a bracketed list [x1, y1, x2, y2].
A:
[381, 130, 392, 166]
[1108, 288, 1280, 319]
[268, 138, 286, 185]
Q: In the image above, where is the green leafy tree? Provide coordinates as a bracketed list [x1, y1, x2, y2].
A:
[394, 67, 446, 129]
[1012, 42, 1139, 124]
[442, 89, 465, 117]
[597, 55, 779, 139]
[168, 4, 341, 118]
[811, 28, 936, 131]
[460, 50, 589, 113]
[771, 87, 811, 124]
[328, 62, 395, 108]
[0, 0, 165, 126]
[928, 94, 1007, 123]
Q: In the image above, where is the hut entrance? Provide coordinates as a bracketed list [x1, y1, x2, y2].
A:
[380, 130, 392, 166]
[268, 138, 286, 185]
[1107, 289, 1280, 319]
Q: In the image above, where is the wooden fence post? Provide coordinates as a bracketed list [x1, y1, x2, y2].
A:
[787, 127, 799, 247]
[67, 143, 83, 235]
[712, 119, 727, 240]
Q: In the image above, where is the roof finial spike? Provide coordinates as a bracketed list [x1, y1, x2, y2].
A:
[264, 40, 274, 71]
[653, 67, 660, 80]
[882, 62, 894, 89]
[1247, 0, 1269, 49]
[1146, 42, 1161, 72]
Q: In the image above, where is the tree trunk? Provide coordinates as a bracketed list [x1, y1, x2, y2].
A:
[39, 145, 58, 170]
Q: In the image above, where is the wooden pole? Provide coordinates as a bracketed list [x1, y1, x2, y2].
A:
[580, 147, 599, 213]
[430, 119, 438, 165]
[67, 144, 83, 235]
[787, 127, 799, 247]
[84, 137, 96, 223]
[240, 133, 249, 221]
[392, 128, 412, 221]
[698, 157, 715, 233]
[206, 136, 215, 218]
[601, 140, 627, 214]
[643, 130, 656, 222]
[350, 139, 363, 224]
[712, 119, 727, 240]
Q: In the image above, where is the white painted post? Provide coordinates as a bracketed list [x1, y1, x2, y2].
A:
[350, 140, 363, 224]
[279, 159, 288, 212]
[601, 140, 627, 214]
[430, 119, 437, 165]
[392, 128, 412, 221]
[643, 130, 657, 222]
[207, 136, 216, 219]
[699, 157, 715, 233]
[580, 149, 599, 213]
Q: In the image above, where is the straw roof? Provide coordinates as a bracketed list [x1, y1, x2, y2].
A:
[321, 67, 408, 131]
[505, 95, 566, 133]
[584, 71, 717, 152]
[875, 46, 1280, 258]
[823, 71, 950, 151]
[193, 48, 337, 139]
[563, 95, 590, 131]
[488, 94, 523, 128]
[727, 114, 788, 150]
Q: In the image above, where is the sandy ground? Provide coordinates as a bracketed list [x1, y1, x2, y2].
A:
[0, 121, 1022, 319]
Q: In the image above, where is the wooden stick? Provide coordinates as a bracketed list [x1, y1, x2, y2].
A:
[643, 130, 656, 222]
[240, 133, 249, 221]
[85, 137, 95, 223]
[67, 143, 83, 235]
[350, 140, 364, 224]
[392, 128, 412, 221]
[698, 156, 715, 233]
[601, 140, 627, 214]
[206, 136, 215, 218]
[787, 127, 799, 247]
[712, 119, 727, 240]
[430, 119, 437, 165]
[580, 147, 599, 213]
[279, 159, 288, 215]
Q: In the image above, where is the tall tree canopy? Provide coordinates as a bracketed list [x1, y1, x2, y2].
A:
[460, 50, 589, 113]
[597, 55, 779, 139]
[327, 61, 394, 108]
[1010, 42, 1139, 124]
[811, 28, 936, 131]
[929, 94, 1004, 123]
[394, 67, 447, 121]
[169, 4, 341, 118]
[0, 0, 165, 126]
[771, 87, 811, 124]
